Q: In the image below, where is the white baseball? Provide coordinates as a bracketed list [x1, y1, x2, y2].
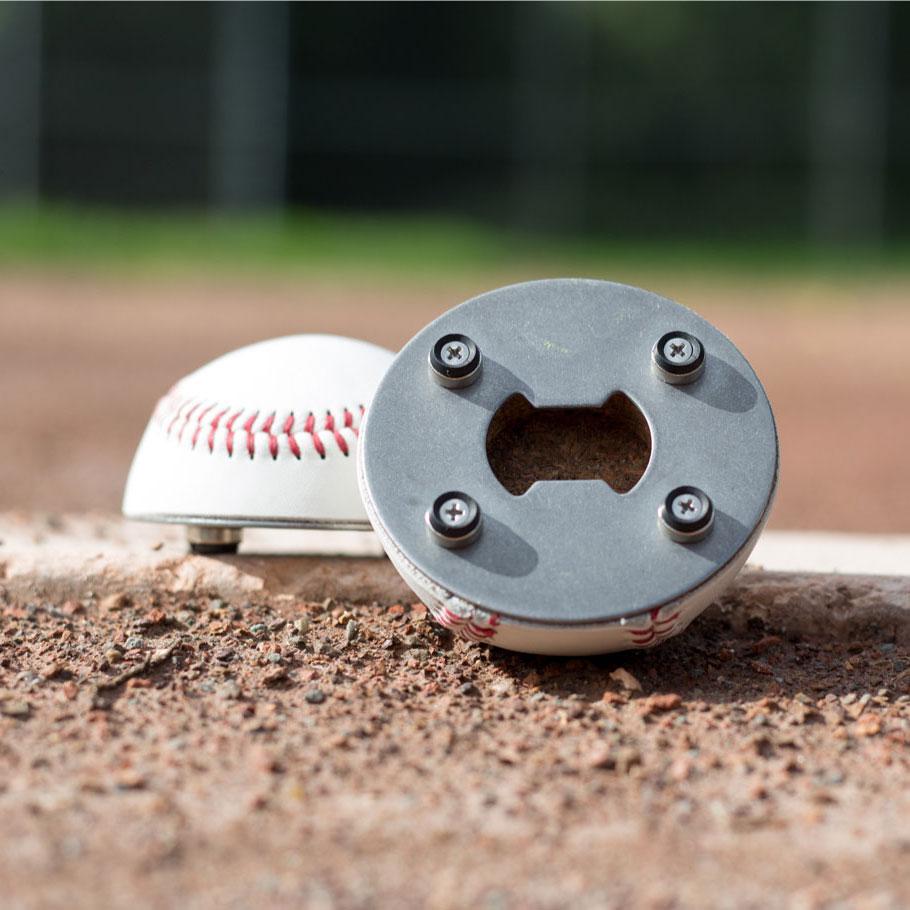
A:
[123, 334, 394, 529]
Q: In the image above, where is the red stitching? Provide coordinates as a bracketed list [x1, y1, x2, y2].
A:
[465, 621, 497, 641]
[304, 412, 326, 458]
[261, 412, 278, 459]
[207, 407, 230, 453]
[628, 607, 682, 646]
[225, 409, 243, 457]
[438, 607, 465, 630]
[159, 392, 361, 459]
[190, 403, 214, 449]
[177, 402, 200, 443]
[242, 412, 259, 459]
[284, 413, 301, 459]
[343, 408, 360, 439]
[324, 411, 349, 456]
[166, 396, 190, 436]
[431, 604, 500, 642]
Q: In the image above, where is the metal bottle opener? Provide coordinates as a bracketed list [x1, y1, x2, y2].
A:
[359, 279, 778, 655]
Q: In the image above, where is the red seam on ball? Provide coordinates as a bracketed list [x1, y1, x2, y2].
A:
[243, 412, 259, 459]
[225, 410, 242, 457]
[160, 394, 359, 459]
[261, 412, 279, 460]
[177, 402, 200, 443]
[284, 413, 301, 459]
[208, 407, 229, 453]
[190, 403, 214, 450]
[324, 412, 349, 456]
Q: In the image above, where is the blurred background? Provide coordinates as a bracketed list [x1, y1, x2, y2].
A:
[1, 2, 908, 531]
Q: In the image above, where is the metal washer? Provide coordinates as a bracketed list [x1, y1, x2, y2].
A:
[359, 279, 778, 655]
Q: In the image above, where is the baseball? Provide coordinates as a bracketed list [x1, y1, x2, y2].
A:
[123, 334, 394, 549]
[359, 279, 779, 656]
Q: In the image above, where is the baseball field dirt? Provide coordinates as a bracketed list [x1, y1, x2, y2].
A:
[3, 269, 910, 907]
[1, 515, 908, 909]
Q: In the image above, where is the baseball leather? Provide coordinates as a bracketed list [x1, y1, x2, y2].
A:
[123, 334, 394, 529]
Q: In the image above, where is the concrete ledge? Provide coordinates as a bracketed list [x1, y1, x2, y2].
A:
[1, 514, 907, 642]
[750, 530, 910, 576]
[0, 512, 398, 604]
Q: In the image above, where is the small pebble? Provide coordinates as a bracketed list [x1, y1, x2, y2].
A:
[855, 714, 882, 736]
[609, 668, 643, 693]
[263, 668, 288, 687]
[0, 700, 30, 718]
[818, 769, 845, 786]
[267, 653, 282, 664]
[586, 747, 614, 770]
[292, 618, 310, 635]
[615, 747, 643, 774]
[125, 636, 144, 650]
[218, 681, 242, 700]
[305, 689, 326, 705]
[638, 693, 682, 716]
[115, 771, 147, 791]
[100, 592, 129, 612]
[249, 624, 267, 635]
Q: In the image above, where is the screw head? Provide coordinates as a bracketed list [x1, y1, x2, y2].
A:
[659, 485, 714, 542]
[429, 333, 482, 389]
[652, 331, 705, 385]
[426, 490, 482, 548]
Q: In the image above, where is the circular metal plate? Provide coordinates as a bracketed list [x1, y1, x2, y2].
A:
[360, 279, 778, 630]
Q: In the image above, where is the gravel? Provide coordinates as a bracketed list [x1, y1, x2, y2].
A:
[0, 565, 907, 908]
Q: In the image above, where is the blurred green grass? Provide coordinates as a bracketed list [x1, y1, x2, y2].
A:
[0, 205, 907, 282]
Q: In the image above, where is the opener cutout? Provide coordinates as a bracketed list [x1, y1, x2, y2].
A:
[486, 392, 651, 496]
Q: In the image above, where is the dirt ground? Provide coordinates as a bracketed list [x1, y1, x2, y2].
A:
[0, 515, 908, 910]
[2, 269, 910, 530]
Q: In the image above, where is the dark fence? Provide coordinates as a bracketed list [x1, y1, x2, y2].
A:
[1, 2, 907, 242]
